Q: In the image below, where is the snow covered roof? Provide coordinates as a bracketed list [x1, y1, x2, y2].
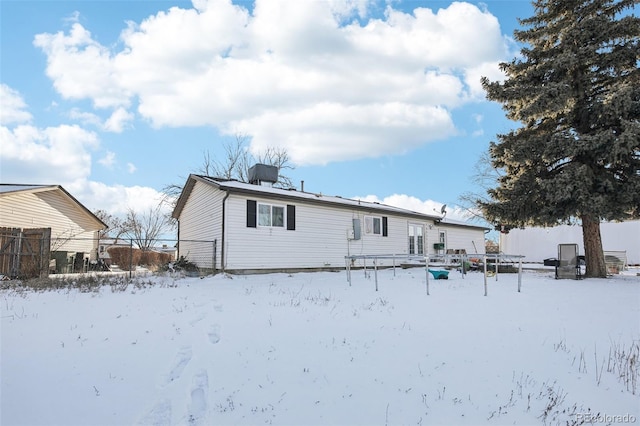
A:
[173, 175, 488, 230]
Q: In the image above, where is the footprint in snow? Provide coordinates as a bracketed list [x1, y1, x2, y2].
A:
[189, 312, 207, 326]
[207, 325, 220, 344]
[164, 346, 193, 385]
[187, 369, 209, 425]
[136, 398, 172, 426]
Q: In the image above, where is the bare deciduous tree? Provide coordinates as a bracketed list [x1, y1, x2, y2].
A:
[93, 209, 127, 242]
[457, 151, 505, 224]
[162, 133, 295, 206]
[123, 205, 171, 250]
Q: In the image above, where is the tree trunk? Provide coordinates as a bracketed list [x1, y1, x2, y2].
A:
[581, 214, 607, 278]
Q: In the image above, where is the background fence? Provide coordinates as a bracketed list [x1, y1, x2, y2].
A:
[0, 230, 216, 279]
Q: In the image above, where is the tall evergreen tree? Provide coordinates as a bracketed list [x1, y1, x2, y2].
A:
[479, 0, 640, 277]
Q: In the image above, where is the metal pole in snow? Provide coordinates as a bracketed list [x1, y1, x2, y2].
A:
[363, 256, 367, 278]
[346, 257, 351, 285]
[518, 257, 523, 292]
[392, 254, 396, 277]
[129, 239, 133, 280]
[483, 254, 488, 296]
[374, 259, 378, 292]
[425, 255, 430, 295]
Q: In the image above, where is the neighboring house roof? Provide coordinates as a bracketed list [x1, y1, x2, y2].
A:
[0, 184, 108, 230]
[173, 175, 488, 230]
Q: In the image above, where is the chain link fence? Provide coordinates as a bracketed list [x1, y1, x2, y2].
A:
[0, 229, 216, 279]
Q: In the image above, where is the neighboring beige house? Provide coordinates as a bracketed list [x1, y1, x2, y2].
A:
[172, 165, 487, 273]
[0, 184, 107, 274]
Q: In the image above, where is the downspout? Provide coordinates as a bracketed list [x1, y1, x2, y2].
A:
[220, 189, 230, 272]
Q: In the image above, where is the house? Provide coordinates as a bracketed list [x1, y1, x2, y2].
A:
[97, 238, 131, 266]
[0, 184, 107, 275]
[499, 220, 640, 266]
[154, 244, 178, 260]
[172, 165, 487, 273]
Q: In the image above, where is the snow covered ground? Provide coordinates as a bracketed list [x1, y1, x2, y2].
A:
[2, 267, 639, 425]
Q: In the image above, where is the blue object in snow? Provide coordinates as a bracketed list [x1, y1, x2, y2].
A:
[428, 269, 449, 279]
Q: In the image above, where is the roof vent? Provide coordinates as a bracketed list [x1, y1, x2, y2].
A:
[248, 164, 278, 186]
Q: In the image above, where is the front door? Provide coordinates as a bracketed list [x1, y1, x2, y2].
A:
[408, 224, 424, 255]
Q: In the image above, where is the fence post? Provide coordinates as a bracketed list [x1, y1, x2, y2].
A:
[14, 230, 23, 279]
[213, 239, 217, 275]
[483, 255, 488, 296]
[425, 254, 430, 295]
[129, 239, 133, 280]
[374, 259, 378, 291]
[518, 257, 523, 292]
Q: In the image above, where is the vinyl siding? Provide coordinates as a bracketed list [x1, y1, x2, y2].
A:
[435, 225, 485, 255]
[0, 190, 99, 256]
[174, 178, 486, 272]
[177, 181, 225, 269]
[224, 195, 427, 270]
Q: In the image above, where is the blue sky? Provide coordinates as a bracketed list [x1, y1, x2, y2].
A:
[1, 0, 534, 227]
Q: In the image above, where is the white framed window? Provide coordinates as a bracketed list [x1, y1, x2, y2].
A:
[258, 203, 284, 227]
[408, 224, 424, 255]
[364, 216, 382, 235]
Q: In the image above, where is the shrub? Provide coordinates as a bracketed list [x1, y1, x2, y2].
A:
[107, 247, 141, 271]
[108, 247, 174, 271]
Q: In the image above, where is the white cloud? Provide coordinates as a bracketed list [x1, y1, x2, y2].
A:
[34, 0, 512, 166]
[0, 84, 33, 125]
[69, 108, 102, 127]
[0, 123, 98, 183]
[77, 180, 167, 216]
[33, 23, 131, 109]
[103, 107, 134, 133]
[238, 102, 456, 165]
[127, 162, 137, 173]
[1, 118, 165, 217]
[68, 106, 133, 133]
[98, 151, 116, 168]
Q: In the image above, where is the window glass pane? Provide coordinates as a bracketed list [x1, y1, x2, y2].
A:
[409, 236, 415, 254]
[417, 236, 424, 254]
[272, 206, 284, 227]
[365, 217, 373, 234]
[373, 218, 381, 234]
[258, 204, 271, 226]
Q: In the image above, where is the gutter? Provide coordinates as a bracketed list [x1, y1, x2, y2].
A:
[220, 189, 230, 273]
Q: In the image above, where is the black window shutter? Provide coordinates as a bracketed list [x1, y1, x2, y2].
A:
[287, 205, 296, 230]
[382, 216, 388, 237]
[247, 200, 257, 228]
